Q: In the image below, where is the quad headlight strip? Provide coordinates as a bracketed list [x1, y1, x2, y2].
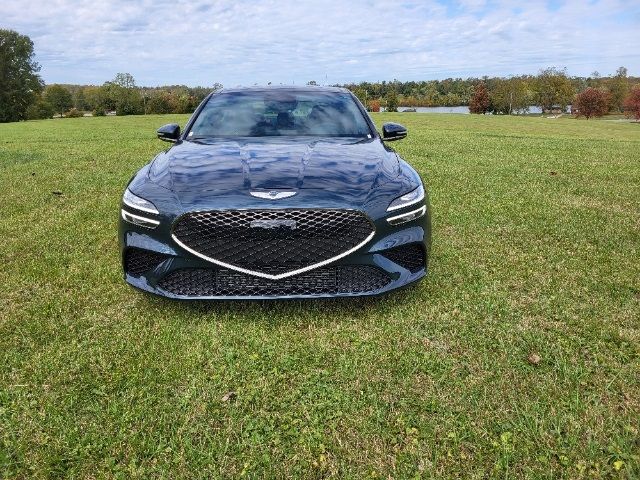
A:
[387, 185, 425, 212]
[121, 189, 160, 229]
[123, 188, 159, 214]
[387, 205, 426, 226]
[121, 209, 160, 229]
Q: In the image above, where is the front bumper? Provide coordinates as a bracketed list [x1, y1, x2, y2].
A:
[119, 209, 431, 300]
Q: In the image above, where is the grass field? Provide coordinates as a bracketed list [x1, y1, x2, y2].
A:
[1, 113, 638, 479]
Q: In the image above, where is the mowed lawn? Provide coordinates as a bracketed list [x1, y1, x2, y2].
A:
[0, 113, 638, 479]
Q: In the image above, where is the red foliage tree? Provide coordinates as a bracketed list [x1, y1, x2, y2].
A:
[469, 83, 490, 114]
[623, 85, 640, 121]
[573, 87, 611, 119]
[368, 99, 381, 112]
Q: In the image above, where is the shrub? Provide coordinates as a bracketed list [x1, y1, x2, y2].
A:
[623, 85, 640, 121]
[65, 108, 83, 118]
[93, 108, 105, 117]
[573, 88, 610, 119]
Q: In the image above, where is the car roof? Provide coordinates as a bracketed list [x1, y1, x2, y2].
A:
[217, 85, 349, 95]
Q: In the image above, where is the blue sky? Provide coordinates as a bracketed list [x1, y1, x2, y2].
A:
[2, 0, 638, 86]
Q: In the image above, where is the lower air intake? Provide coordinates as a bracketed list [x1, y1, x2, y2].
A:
[381, 243, 426, 273]
[158, 265, 391, 297]
[125, 248, 169, 276]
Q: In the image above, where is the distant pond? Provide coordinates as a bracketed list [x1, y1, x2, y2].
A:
[381, 106, 544, 114]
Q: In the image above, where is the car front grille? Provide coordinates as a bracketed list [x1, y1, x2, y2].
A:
[124, 248, 169, 276]
[157, 265, 391, 297]
[381, 243, 426, 273]
[172, 209, 375, 276]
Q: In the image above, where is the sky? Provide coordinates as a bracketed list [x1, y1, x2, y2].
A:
[2, 0, 639, 87]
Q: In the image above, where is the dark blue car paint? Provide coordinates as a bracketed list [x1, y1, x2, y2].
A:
[119, 86, 431, 299]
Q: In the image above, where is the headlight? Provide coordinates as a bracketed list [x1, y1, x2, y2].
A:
[123, 188, 159, 214]
[121, 209, 159, 229]
[122, 188, 160, 229]
[387, 185, 424, 212]
[387, 205, 426, 226]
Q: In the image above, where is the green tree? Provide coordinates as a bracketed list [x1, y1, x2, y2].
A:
[490, 77, 531, 114]
[147, 91, 175, 114]
[349, 86, 369, 108]
[73, 88, 87, 110]
[100, 73, 143, 115]
[25, 95, 54, 120]
[83, 86, 107, 115]
[607, 66, 628, 113]
[535, 67, 575, 113]
[113, 72, 136, 89]
[0, 29, 44, 122]
[44, 85, 73, 117]
[105, 73, 142, 115]
[385, 90, 398, 112]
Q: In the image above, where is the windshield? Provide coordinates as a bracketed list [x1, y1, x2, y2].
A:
[187, 90, 372, 138]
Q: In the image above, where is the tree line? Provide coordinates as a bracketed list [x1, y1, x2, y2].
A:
[27, 74, 222, 120]
[463, 67, 639, 118]
[0, 29, 220, 122]
[1, 28, 639, 122]
[340, 66, 639, 116]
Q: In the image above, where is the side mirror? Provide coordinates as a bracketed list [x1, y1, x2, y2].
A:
[157, 123, 180, 143]
[382, 122, 407, 141]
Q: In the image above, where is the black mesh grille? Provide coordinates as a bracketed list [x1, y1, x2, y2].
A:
[124, 248, 169, 276]
[172, 209, 375, 275]
[157, 266, 390, 297]
[381, 244, 425, 273]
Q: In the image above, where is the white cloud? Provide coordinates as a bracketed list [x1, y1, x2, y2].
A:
[1, 0, 638, 86]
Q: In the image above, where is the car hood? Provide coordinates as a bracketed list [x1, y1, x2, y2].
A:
[148, 137, 399, 204]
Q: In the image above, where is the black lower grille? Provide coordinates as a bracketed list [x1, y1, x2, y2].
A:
[124, 248, 169, 276]
[381, 244, 425, 273]
[157, 265, 391, 297]
[172, 209, 374, 275]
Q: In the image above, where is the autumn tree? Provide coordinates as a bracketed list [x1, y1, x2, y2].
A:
[573, 88, 610, 119]
[535, 67, 575, 113]
[0, 29, 44, 122]
[469, 83, 490, 114]
[623, 85, 640, 121]
[368, 99, 381, 112]
[44, 85, 73, 117]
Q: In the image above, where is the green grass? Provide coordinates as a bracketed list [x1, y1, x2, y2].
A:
[1, 113, 638, 479]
